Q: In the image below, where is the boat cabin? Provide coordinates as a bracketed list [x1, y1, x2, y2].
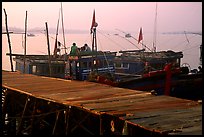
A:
[12, 54, 66, 78]
[65, 51, 116, 80]
[10, 50, 116, 81]
[114, 50, 183, 75]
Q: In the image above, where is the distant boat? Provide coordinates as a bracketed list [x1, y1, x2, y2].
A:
[125, 33, 131, 38]
[27, 33, 35, 37]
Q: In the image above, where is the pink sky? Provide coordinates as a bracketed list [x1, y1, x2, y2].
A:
[2, 2, 202, 33]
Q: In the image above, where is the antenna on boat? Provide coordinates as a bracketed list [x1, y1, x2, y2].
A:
[152, 2, 157, 52]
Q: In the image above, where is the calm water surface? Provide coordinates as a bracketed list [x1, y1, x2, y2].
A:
[2, 31, 202, 71]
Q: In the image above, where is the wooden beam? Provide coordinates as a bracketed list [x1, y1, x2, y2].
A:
[3, 9, 14, 72]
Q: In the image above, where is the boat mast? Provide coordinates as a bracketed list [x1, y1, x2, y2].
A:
[90, 9, 98, 72]
[53, 9, 60, 57]
[152, 3, 157, 52]
[23, 11, 28, 73]
[45, 22, 52, 77]
[91, 10, 98, 52]
[61, 2, 67, 55]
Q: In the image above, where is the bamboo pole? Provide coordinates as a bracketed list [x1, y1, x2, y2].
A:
[45, 22, 52, 77]
[23, 11, 28, 73]
[61, 2, 67, 55]
[3, 9, 14, 72]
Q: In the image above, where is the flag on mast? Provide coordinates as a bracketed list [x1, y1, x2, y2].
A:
[138, 27, 143, 44]
[90, 9, 98, 34]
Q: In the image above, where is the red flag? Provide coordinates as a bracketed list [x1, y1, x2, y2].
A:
[90, 10, 98, 34]
[138, 27, 143, 44]
[90, 10, 95, 33]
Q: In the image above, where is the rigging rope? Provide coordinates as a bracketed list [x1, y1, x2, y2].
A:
[96, 30, 127, 50]
[96, 34, 113, 74]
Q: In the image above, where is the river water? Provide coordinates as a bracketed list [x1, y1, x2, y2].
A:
[2, 31, 202, 71]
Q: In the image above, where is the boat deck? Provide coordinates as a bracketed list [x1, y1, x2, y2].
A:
[2, 70, 202, 135]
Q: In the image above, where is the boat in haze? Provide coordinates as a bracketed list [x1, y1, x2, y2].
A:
[6, 10, 202, 101]
[27, 33, 35, 37]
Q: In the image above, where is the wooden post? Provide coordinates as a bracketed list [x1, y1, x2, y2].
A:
[65, 106, 71, 135]
[3, 9, 14, 72]
[45, 22, 52, 77]
[30, 98, 37, 134]
[52, 111, 60, 135]
[23, 11, 28, 73]
[99, 115, 103, 135]
[16, 95, 29, 135]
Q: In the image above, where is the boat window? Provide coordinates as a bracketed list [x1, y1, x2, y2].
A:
[16, 62, 21, 71]
[45, 66, 49, 74]
[52, 67, 55, 74]
[81, 61, 88, 68]
[42, 65, 47, 74]
[32, 65, 37, 74]
[94, 60, 97, 65]
[114, 62, 122, 68]
[122, 63, 129, 69]
[97, 59, 102, 67]
[103, 59, 113, 67]
[77, 62, 80, 67]
[57, 66, 61, 73]
[36, 65, 43, 74]
[176, 59, 180, 66]
[88, 61, 92, 68]
[108, 60, 113, 66]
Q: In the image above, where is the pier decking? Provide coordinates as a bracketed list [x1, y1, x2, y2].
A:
[2, 70, 202, 135]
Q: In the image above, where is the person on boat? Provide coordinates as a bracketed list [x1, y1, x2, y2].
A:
[80, 46, 85, 51]
[83, 43, 91, 52]
[198, 66, 202, 73]
[144, 62, 151, 73]
[70, 43, 78, 55]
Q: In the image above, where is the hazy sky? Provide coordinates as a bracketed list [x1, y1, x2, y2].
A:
[2, 2, 202, 33]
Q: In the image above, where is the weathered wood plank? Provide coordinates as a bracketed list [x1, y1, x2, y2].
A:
[2, 70, 202, 135]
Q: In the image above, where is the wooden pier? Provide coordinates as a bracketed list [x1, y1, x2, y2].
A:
[2, 70, 202, 135]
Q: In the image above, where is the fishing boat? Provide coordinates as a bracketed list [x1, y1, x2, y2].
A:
[113, 49, 183, 75]
[117, 65, 203, 100]
[6, 9, 202, 101]
[8, 50, 116, 80]
[6, 9, 117, 81]
[27, 33, 35, 37]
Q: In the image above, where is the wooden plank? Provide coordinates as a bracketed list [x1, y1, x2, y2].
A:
[2, 70, 202, 135]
